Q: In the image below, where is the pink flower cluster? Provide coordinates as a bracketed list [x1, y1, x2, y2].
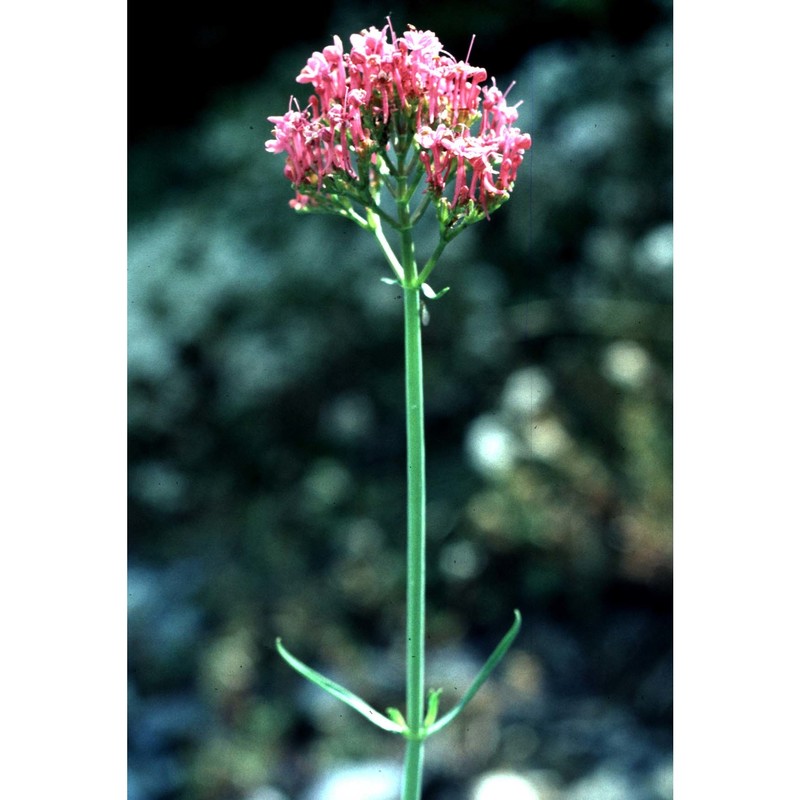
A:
[415, 80, 530, 215]
[266, 23, 531, 215]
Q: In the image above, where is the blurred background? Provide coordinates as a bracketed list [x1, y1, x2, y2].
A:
[128, 1, 673, 798]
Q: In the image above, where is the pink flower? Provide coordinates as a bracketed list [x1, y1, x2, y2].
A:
[398, 28, 441, 57]
[416, 124, 455, 193]
[296, 35, 347, 110]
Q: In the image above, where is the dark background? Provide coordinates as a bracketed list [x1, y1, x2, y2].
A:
[128, 1, 673, 798]
[129, 0, 666, 144]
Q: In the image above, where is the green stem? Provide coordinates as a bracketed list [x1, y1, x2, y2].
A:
[367, 208, 405, 282]
[403, 282, 425, 736]
[399, 188, 426, 800]
[402, 738, 424, 800]
[417, 238, 449, 288]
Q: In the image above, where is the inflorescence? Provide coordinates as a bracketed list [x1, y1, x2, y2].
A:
[266, 21, 531, 226]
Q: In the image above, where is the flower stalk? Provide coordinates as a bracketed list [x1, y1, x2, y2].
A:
[402, 258, 427, 797]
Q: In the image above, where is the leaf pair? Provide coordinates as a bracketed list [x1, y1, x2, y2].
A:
[276, 609, 521, 740]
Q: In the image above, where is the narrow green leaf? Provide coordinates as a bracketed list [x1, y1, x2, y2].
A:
[423, 689, 443, 728]
[420, 283, 450, 301]
[426, 610, 522, 736]
[276, 638, 406, 734]
[421, 282, 437, 299]
[386, 707, 408, 729]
